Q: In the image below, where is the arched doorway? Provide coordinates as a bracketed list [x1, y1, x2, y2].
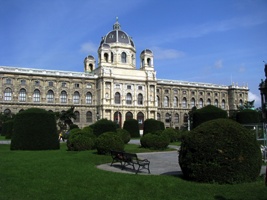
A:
[137, 112, 144, 130]
[114, 111, 122, 128]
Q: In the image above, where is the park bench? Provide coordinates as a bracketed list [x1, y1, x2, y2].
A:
[110, 150, 150, 174]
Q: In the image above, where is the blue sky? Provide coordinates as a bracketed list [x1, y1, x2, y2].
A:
[0, 0, 267, 107]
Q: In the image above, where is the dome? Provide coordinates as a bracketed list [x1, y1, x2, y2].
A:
[100, 18, 135, 47]
[84, 55, 95, 61]
[141, 49, 153, 55]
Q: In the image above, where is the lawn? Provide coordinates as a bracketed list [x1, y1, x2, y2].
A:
[0, 143, 266, 200]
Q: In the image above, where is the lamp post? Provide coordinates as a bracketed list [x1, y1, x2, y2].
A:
[169, 113, 172, 128]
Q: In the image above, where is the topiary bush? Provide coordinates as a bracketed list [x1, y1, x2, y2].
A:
[192, 105, 227, 129]
[236, 109, 260, 124]
[162, 128, 177, 142]
[90, 119, 117, 137]
[95, 132, 124, 155]
[67, 126, 96, 151]
[140, 132, 170, 150]
[123, 119, 140, 138]
[4, 120, 14, 139]
[179, 118, 262, 184]
[11, 108, 59, 150]
[116, 128, 131, 144]
[143, 119, 165, 135]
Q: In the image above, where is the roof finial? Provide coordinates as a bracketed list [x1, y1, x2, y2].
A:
[113, 17, 121, 30]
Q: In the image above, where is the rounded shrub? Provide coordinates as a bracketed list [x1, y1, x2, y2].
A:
[2, 120, 14, 139]
[90, 119, 117, 137]
[116, 128, 131, 144]
[179, 118, 262, 184]
[143, 119, 165, 135]
[140, 132, 170, 150]
[11, 108, 59, 150]
[162, 128, 177, 142]
[95, 132, 124, 155]
[123, 119, 140, 138]
[236, 109, 260, 124]
[67, 126, 96, 151]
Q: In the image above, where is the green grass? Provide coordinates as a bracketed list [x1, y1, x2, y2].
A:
[0, 143, 267, 200]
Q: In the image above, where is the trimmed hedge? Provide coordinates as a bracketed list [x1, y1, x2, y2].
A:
[143, 119, 165, 135]
[192, 105, 227, 129]
[11, 108, 59, 150]
[95, 132, 124, 155]
[116, 128, 131, 144]
[140, 132, 170, 150]
[162, 128, 178, 142]
[67, 126, 96, 151]
[4, 120, 14, 139]
[179, 118, 262, 184]
[90, 119, 117, 137]
[123, 119, 140, 137]
[236, 109, 260, 124]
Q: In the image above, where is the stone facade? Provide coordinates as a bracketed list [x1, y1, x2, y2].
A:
[0, 20, 248, 129]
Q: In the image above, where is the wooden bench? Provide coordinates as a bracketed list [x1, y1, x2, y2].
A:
[110, 150, 150, 174]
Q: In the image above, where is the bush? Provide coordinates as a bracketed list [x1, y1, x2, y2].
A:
[116, 128, 131, 144]
[143, 119, 165, 135]
[11, 108, 59, 150]
[236, 109, 260, 124]
[140, 133, 170, 150]
[179, 118, 262, 184]
[4, 120, 14, 139]
[95, 132, 124, 154]
[90, 119, 117, 137]
[123, 119, 140, 137]
[67, 126, 96, 151]
[162, 128, 178, 142]
[192, 105, 227, 129]
[69, 124, 79, 130]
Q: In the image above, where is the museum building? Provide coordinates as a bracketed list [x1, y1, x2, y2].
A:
[0, 20, 249, 129]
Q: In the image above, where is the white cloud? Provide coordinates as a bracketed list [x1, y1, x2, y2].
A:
[151, 47, 185, 60]
[248, 91, 261, 108]
[80, 42, 98, 54]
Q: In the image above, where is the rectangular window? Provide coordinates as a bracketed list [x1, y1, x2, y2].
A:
[49, 81, 53, 87]
[75, 83, 79, 88]
[62, 82, 66, 87]
[127, 85, 131, 90]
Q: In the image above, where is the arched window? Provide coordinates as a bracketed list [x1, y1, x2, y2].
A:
[137, 93, 143, 105]
[4, 108, 11, 116]
[74, 111, 80, 122]
[86, 111, 92, 123]
[19, 88, 26, 102]
[157, 113, 161, 121]
[239, 99, 243, 107]
[111, 52, 114, 63]
[214, 99, 219, 107]
[164, 96, 169, 107]
[147, 58, 151, 66]
[86, 92, 92, 104]
[121, 52, 127, 63]
[104, 53, 108, 62]
[191, 98, 195, 108]
[125, 112, 133, 120]
[173, 97, 178, 107]
[182, 97, 187, 108]
[207, 98, 211, 105]
[174, 113, 179, 123]
[73, 91, 80, 104]
[184, 113, 188, 123]
[165, 113, 171, 123]
[47, 90, 54, 103]
[33, 89, 40, 102]
[126, 93, 132, 105]
[199, 98, 203, 108]
[115, 92, 121, 104]
[221, 99, 226, 109]
[156, 96, 160, 107]
[4, 88, 12, 101]
[60, 91, 67, 103]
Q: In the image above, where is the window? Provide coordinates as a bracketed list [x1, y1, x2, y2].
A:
[157, 113, 161, 121]
[173, 97, 178, 107]
[138, 86, 142, 90]
[48, 81, 53, 87]
[62, 82, 66, 87]
[165, 113, 171, 123]
[4, 88, 12, 101]
[111, 52, 114, 63]
[60, 91, 67, 103]
[164, 96, 169, 107]
[182, 97, 187, 108]
[184, 113, 188, 123]
[47, 90, 54, 103]
[207, 92, 211, 96]
[199, 91, 203, 95]
[74, 83, 79, 88]
[199, 98, 203, 108]
[126, 93, 132, 104]
[115, 92, 121, 104]
[207, 99, 211, 105]
[214, 99, 219, 107]
[86, 111, 92, 123]
[115, 84, 120, 89]
[127, 85, 131, 90]
[173, 89, 178, 94]
[73, 91, 80, 104]
[74, 111, 80, 123]
[6, 78, 12, 84]
[239, 99, 243, 107]
[164, 90, 169, 94]
[174, 113, 179, 123]
[86, 83, 92, 88]
[183, 91, 186, 95]
[33, 89, 40, 102]
[215, 93, 218, 96]
[104, 53, 108, 62]
[21, 80, 26, 85]
[126, 112, 133, 120]
[137, 93, 143, 105]
[221, 100, 226, 109]
[86, 92, 92, 104]
[191, 91, 195, 95]
[35, 80, 40, 86]
[156, 96, 160, 107]
[19, 89, 26, 102]
[147, 58, 151, 66]
[191, 98, 195, 108]
[121, 52, 127, 63]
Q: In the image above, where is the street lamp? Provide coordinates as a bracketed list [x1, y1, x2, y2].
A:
[169, 113, 172, 128]
[96, 112, 100, 121]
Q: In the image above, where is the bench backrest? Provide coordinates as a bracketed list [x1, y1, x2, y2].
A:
[123, 152, 137, 162]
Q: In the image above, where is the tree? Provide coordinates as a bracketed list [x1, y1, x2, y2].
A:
[238, 100, 255, 111]
[55, 106, 76, 132]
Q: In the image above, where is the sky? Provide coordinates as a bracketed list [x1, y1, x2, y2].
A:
[0, 0, 267, 107]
